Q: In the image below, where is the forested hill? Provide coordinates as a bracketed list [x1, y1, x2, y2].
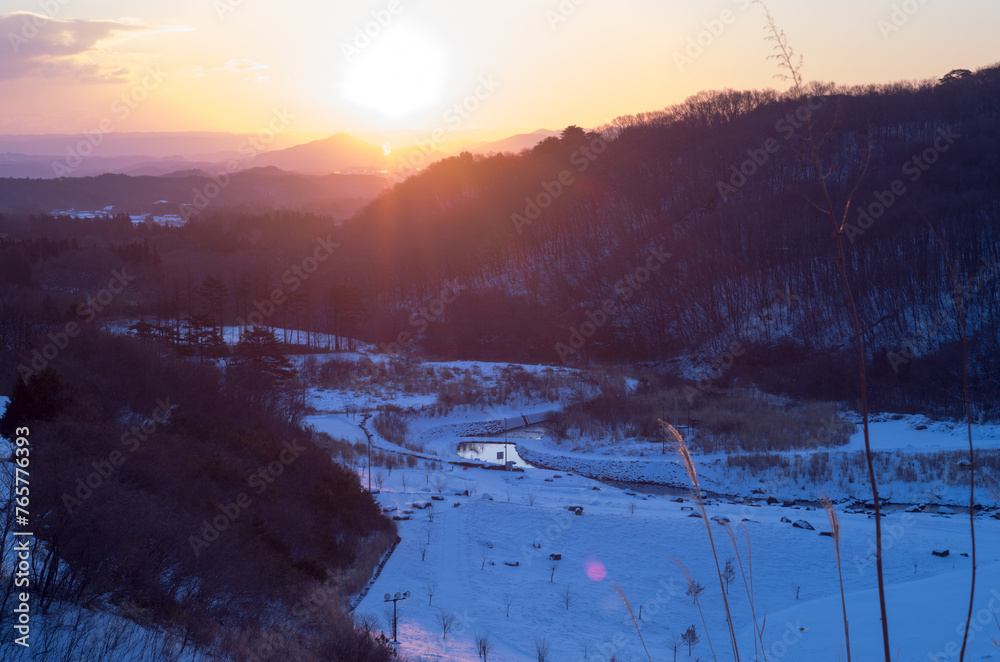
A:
[333, 64, 1000, 412]
[2, 65, 999, 417]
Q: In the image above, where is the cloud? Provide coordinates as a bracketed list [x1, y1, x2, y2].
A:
[215, 58, 271, 83]
[1, 12, 190, 82]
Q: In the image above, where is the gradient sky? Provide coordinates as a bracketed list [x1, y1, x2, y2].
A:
[2, 0, 998, 137]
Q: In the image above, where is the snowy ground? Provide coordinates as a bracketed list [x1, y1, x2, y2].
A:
[336, 455, 1000, 662]
[301, 359, 1000, 662]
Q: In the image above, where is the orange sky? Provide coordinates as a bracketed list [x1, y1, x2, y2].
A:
[1, 0, 998, 138]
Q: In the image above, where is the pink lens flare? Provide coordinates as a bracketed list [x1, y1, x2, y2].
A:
[585, 559, 607, 582]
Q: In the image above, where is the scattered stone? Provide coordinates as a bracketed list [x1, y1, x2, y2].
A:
[780, 516, 792, 524]
[688, 512, 703, 518]
[819, 531, 834, 537]
[711, 515, 731, 525]
[766, 496, 779, 505]
[392, 515, 411, 521]
[938, 506, 955, 515]
[792, 520, 814, 530]
[482, 493, 494, 501]
[932, 549, 950, 558]
[671, 497, 684, 503]
[549, 553, 562, 561]
[431, 495, 445, 501]
[592, 486, 601, 491]
[504, 561, 520, 567]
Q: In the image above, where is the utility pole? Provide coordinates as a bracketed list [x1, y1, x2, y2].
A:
[504, 417, 508, 470]
[360, 412, 373, 492]
[384, 591, 410, 645]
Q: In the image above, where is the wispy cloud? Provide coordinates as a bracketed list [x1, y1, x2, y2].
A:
[215, 58, 271, 83]
[1, 12, 191, 82]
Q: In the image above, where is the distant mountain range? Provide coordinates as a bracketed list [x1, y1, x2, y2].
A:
[0, 128, 560, 217]
[0, 168, 390, 219]
[0, 129, 560, 180]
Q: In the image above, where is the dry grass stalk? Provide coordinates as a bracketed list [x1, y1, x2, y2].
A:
[611, 582, 653, 662]
[662, 420, 740, 661]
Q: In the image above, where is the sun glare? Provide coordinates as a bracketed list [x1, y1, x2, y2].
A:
[342, 27, 448, 119]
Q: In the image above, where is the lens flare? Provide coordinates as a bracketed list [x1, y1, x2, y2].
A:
[586, 559, 607, 582]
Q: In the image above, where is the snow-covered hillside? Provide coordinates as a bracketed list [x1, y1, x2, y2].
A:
[301, 356, 1000, 661]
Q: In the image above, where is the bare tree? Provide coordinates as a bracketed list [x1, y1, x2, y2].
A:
[685, 579, 706, 604]
[426, 579, 439, 606]
[436, 610, 458, 640]
[722, 557, 736, 594]
[468, 481, 479, 497]
[534, 636, 550, 662]
[433, 474, 447, 493]
[400, 473, 408, 491]
[559, 583, 575, 610]
[667, 634, 682, 662]
[356, 612, 381, 636]
[527, 492, 536, 506]
[374, 469, 387, 491]
[420, 545, 427, 561]
[475, 631, 495, 661]
[502, 592, 512, 617]
[548, 562, 558, 582]
[681, 625, 700, 656]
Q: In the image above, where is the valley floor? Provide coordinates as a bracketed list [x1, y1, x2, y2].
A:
[303, 356, 1000, 661]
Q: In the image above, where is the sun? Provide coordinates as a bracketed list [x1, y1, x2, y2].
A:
[342, 26, 448, 119]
